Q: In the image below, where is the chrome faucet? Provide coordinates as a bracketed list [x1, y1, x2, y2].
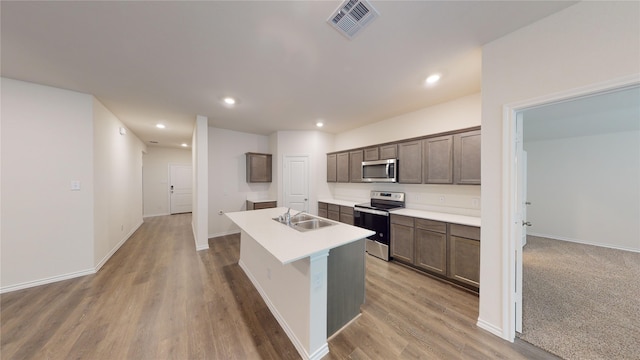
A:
[279, 208, 292, 225]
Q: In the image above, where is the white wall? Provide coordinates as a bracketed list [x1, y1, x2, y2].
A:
[93, 98, 146, 269]
[1, 78, 94, 291]
[1, 78, 147, 292]
[208, 127, 272, 238]
[272, 131, 334, 215]
[334, 93, 481, 151]
[525, 130, 640, 252]
[331, 93, 482, 216]
[143, 146, 191, 217]
[480, 1, 640, 338]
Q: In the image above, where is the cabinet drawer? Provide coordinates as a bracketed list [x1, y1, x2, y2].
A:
[318, 202, 328, 210]
[328, 204, 340, 212]
[328, 211, 340, 221]
[415, 218, 447, 233]
[450, 224, 480, 241]
[340, 206, 353, 215]
[253, 201, 276, 210]
[390, 214, 414, 227]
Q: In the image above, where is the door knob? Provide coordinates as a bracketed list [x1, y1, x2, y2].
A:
[522, 221, 532, 227]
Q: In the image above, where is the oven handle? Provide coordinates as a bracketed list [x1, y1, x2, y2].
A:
[354, 207, 389, 217]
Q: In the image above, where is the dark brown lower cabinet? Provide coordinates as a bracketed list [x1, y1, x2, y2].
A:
[327, 204, 340, 221]
[415, 228, 447, 276]
[318, 202, 354, 225]
[318, 202, 328, 218]
[246, 200, 277, 210]
[390, 215, 414, 263]
[390, 214, 480, 291]
[449, 224, 480, 288]
[339, 206, 354, 225]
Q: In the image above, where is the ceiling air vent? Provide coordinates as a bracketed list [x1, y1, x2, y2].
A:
[327, 0, 379, 39]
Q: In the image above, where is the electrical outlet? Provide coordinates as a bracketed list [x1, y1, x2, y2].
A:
[472, 198, 480, 207]
[438, 195, 446, 203]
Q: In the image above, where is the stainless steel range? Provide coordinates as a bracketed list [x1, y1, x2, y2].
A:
[353, 191, 405, 261]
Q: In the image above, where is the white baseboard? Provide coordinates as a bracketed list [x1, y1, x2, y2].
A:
[0, 268, 95, 294]
[476, 317, 506, 340]
[1, 220, 144, 294]
[95, 220, 143, 272]
[528, 232, 640, 253]
[239, 260, 321, 360]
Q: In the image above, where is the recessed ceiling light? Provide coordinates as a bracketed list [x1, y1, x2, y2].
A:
[156, 124, 166, 129]
[316, 121, 324, 128]
[223, 97, 236, 105]
[425, 74, 441, 85]
[181, 143, 188, 147]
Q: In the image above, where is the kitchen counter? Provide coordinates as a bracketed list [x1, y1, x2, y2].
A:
[318, 198, 481, 227]
[226, 207, 374, 264]
[391, 208, 481, 227]
[225, 207, 374, 360]
[317, 198, 361, 207]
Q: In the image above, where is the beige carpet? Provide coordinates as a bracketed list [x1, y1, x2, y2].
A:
[518, 236, 640, 360]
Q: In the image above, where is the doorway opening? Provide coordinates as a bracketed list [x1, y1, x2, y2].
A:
[504, 79, 639, 355]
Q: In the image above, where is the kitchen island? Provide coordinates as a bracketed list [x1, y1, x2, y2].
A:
[225, 207, 374, 360]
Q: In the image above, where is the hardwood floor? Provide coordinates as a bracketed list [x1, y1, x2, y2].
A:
[1, 214, 558, 359]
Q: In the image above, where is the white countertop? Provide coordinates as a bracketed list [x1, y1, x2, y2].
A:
[319, 198, 480, 227]
[391, 208, 481, 227]
[226, 207, 375, 265]
[318, 198, 362, 207]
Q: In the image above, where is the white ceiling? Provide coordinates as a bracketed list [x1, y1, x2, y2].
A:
[524, 86, 640, 142]
[1, 0, 576, 148]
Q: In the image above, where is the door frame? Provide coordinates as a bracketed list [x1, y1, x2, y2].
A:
[501, 74, 639, 341]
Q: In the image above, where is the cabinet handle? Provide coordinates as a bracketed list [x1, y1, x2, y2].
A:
[522, 221, 532, 227]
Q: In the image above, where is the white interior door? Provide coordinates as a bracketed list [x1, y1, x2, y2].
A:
[283, 156, 309, 212]
[514, 112, 529, 333]
[169, 164, 192, 214]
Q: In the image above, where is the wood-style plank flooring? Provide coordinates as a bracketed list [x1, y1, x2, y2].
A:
[1, 214, 558, 359]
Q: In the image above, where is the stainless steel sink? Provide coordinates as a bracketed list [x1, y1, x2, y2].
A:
[272, 213, 337, 232]
[291, 219, 336, 232]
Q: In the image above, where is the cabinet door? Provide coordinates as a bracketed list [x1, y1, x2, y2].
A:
[339, 206, 354, 225]
[398, 141, 422, 184]
[318, 202, 328, 218]
[415, 229, 447, 275]
[246, 153, 272, 182]
[391, 221, 414, 263]
[423, 135, 453, 184]
[327, 204, 340, 221]
[449, 236, 480, 288]
[379, 144, 398, 160]
[363, 147, 379, 161]
[454, 130, 481, 185]
[349, 150, 363, 183]
[336, 152, 350, 183]
[327, 154, 337, 182]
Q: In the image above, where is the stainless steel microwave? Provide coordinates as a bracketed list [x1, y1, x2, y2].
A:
[362, 159, 398, 183]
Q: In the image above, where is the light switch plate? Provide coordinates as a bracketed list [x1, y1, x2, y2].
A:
[71, 180, 81, 191]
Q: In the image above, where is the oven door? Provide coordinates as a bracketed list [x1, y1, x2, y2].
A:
[354, 207, 390, 261]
